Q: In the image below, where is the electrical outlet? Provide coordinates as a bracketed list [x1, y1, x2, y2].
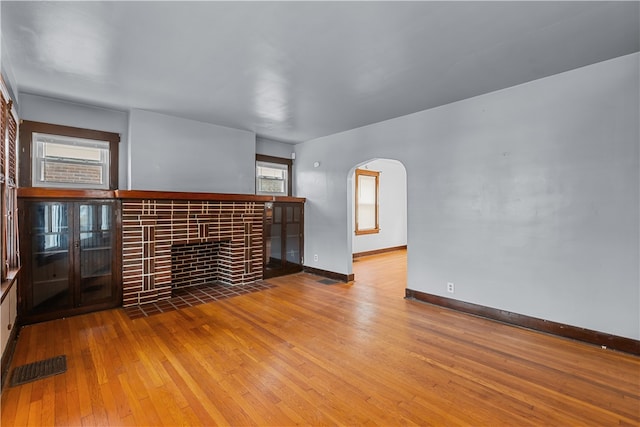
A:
[447, 282, 455, 293]
[314, 254, 318, 262]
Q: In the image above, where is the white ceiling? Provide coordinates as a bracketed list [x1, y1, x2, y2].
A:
[2, 1, 638, 143]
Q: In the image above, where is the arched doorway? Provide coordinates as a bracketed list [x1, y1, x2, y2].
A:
[347, 158, 408, 290]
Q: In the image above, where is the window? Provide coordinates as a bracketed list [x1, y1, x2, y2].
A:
[19, 121, 120, 190]
[256, 154, 292, 196]
[1, 78, 20, 280]
[32, 133, 111, 189]
[355, 168, 379, 235]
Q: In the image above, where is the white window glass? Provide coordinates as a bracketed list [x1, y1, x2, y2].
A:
[32, 133, 110, 189]
[256, 161, 288, 195]
[358, 175, 377, 230]
[355, 169, 379, 235]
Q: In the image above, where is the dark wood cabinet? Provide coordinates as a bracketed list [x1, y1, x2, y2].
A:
[263, 202, 303, 279]
[19, 199, 121, 323]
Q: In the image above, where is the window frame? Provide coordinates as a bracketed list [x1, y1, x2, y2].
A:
[355, 168, 380, 235]
[19, 121, 120, 190]
[255, 154, 292, 197]
[1, 77, 20, 281]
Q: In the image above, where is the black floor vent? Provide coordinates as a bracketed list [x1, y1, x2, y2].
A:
[10, 355, 67, 387]
[318, 278, 339, 285]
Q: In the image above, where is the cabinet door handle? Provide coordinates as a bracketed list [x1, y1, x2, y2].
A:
[74, 241, 80, 249]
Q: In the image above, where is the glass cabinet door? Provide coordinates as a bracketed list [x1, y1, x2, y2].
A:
[263, 202, 303, 278]
[285, 205, 302, 266]
[79, 202, 114, 305]
[21, 199, 120, 322]
[268, 205, 283, 267]
[30, 202, 72, 312]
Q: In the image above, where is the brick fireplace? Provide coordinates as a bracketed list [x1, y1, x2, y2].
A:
[171, 241, 224, 288]
[121, 194, 266, 307]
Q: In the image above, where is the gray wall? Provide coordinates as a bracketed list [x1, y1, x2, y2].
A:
[256, 136, 296, 197]
[128, 109, 255, 193]
[1, 19, 19, 103]
[295, 53, 639, 340]
[17, 94, 130, 189]
[352, 159, 407, 254]
[256, 137, 295, 159]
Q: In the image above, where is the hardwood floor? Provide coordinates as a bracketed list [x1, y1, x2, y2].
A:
[2, 250, 639, 425]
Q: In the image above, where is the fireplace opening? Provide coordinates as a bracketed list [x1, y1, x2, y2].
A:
[171, 241, 223, 289]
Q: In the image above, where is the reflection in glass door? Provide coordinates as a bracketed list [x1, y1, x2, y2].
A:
[22, 199, 120, 323]
[285, 205, 302, 265]
[79, 203, 114, 305]
[266, 205, 283, 269]
[31, 202, 71, 311]
[263, 202, 303, 279]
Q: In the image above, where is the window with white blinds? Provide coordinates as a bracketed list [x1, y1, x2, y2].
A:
[355, 168, 380, 235]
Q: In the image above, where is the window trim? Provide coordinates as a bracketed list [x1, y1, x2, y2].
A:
[1, 76, 20, 281]
[19, 121, 120, 190]
[355, 168, 380, 235]
[255, 154, 292, 197]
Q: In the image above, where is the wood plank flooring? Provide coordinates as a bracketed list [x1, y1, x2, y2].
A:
[2, 250, 639, 425]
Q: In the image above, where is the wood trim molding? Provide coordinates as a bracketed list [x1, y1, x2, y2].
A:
[353, 245, 407, 259]
[256, 154, 292, 166]
[355, 168, 380, 236]
[303, 266, 354, 283]
[405, 289, 640, 356]
[270, 196, 306, 203]
[18, 120, 120, 189]
[256, 154, 293, 196]
[18, 188, 306, 204]
[116, 190, 305, 203]
[0, 268, 19, 304]
[18, 187, 116, 199]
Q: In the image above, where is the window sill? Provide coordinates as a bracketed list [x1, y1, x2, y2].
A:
[355, 229, 380, 236]
[1, 267, 20, 304]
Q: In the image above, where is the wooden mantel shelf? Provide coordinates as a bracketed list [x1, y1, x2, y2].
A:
[18, 188, 305, 203]
[17, 188, 116, 199]
[116, 190, 305, 203]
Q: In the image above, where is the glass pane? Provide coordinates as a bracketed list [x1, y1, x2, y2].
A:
[81, 243, 112, 277]
[358, 174, 377, 230]
[80, 203, 113, 304]
[265, 230, 273, 267]
[33, 132, 110, 189]
[81, 274, 113, 304]
[257, 165, 286, 178]
[359, 205, 376, 230]
[44, 141, 103, 161]
[358, 175, 376, 203]
[42, 160, 104, 185]
[269, 223, 282, 266]
[256, 161, 288, 195]
[79, 204, 94, 231]
[101, 205, 111, 230]
[258, 178, 285, 193]
[286, 222, 301, 264]
[31, 202, 71, 311]
[273, 206, 282, 224]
